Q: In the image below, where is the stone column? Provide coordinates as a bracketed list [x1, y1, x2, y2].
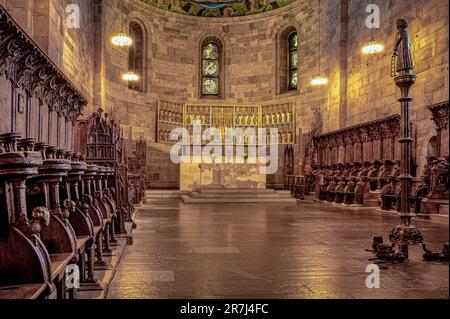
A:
[389, 19, 423, 259]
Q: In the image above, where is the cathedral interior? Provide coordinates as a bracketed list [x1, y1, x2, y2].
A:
[0, 0, 448, 300]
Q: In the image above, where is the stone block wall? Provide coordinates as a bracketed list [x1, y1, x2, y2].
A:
[0, 0, 34, 34]
[345, 0, 449, 173]
[1, 0, 95, 112]
[1, 0, 447, 188]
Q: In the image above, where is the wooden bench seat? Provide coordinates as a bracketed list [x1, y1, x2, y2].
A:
[50, 253, 74, 281]
[0, 283, 47, 299]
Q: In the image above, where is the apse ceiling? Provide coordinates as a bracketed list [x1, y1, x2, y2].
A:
[140, 0, 297, 17]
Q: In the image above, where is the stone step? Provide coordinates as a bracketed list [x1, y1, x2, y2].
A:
[145, 196, 181, 200]
[145, 189, 179, 194]
[188, 191, 292, 198]
[439, 204, 449, 215]
[363, 199, 379, 208]
[365, 190, 381, 199]
[198, 188, 284, 194]
[181, 194, 297, 204]
[145, 190, 181, 200]
[300, 195, 316, 203]
[429, 213, 449, 224]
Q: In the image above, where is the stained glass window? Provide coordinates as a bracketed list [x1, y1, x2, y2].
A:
[288, 32, 298, 90]
[202, 78, 219, 95]
[202, 42, 220, 96]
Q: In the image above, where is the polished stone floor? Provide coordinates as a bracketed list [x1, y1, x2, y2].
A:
[107, 199, 449, 299]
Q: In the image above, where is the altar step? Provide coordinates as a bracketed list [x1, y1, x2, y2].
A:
[145, 190, 181, 200]
[429, 213, 449, 224]
[198, 188, 289, 194]
[189, 190, 292, 198]
[181, 189, 297, 204]
[299, 192, 316, 203]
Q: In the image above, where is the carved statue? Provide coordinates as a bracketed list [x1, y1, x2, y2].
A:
[61, 199, 76, 220]
[367, 236, 406, 263]
[366, 235, 385, 253]
[391, 19, 414, 77]
[422, 243, 449, 262]
[18, 206, 51, 239]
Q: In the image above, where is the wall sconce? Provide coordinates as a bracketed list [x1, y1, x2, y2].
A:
[122, 71, 139, 82]
[112, 32, 132, 47]
[362, 41, 384, 55]
[311, 75, 329, 86]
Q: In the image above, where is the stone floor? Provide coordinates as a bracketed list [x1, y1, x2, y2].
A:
[107, 199, 449, 299]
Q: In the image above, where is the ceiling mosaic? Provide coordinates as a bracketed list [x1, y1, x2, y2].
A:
[140, 0, 298, 17]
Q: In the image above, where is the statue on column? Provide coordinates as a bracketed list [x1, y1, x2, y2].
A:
[391, 19, 414, 77]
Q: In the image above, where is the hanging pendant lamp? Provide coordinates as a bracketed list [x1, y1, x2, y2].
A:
[112, 0, 132, 47]
[361, 2, 384, 54]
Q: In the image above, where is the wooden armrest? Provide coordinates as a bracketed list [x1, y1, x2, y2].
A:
[76, 236, 90, 250]
[93, 225, 102, 236]
[50, 253, 73, 281]
[0, 283, 46, 299]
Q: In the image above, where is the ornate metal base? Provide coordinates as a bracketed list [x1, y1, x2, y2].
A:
[389, 225, 424, 245]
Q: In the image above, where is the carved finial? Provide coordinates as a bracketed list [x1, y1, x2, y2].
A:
[82, 194, 93, 205]
[32, 206, 50, 227]
[61, 199, 76, 219]
[17, 206, 51, 240]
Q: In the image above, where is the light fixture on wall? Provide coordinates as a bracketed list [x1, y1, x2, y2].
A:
[311, 75, 329, 86]
[362, 41, 384, 54]
[361, 2, 384, 55]
[111, 0, 132, 47]
[311, 0, 328, 86]
[112, 32, 133, 47]
[122, 71, 139, 82]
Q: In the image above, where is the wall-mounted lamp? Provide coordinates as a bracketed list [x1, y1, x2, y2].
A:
[122, 71, 139, 82]
[112, 32, 133, 47]
[362, 41, 384, 55]
[311, 75, 329, 86]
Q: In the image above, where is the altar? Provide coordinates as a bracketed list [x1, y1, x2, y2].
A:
[180, 156, 267, 191]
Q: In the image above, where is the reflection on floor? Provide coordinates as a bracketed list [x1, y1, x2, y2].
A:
[107, 195, 449, 299]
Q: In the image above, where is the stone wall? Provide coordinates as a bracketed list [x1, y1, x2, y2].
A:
[1, 0, 95, 112]
[0, 0, 34, 34]
[1, 0, 448, 188]
[101, 0, 313, 187]
[345, 0, 449, 172]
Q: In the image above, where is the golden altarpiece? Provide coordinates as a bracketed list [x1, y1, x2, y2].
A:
[156, 101, 295, 191]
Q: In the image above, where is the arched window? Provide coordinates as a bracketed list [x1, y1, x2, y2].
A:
[288, 32, 298, 90]
[200, 38, 223, 98]
[129, 21, 145, 91]
[278, 26, 298, 94]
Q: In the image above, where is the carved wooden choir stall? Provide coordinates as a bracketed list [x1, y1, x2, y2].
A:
[286, 105, 449, 215]
[128, 138, 147, 206]
[0, 6, 146, 299]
